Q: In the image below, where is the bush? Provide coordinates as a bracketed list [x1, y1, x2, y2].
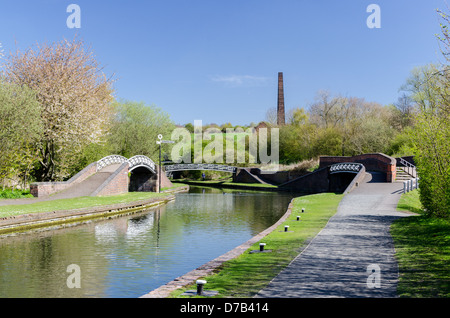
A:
[413, 111, 450, 218]
[0, 189, 34, 199]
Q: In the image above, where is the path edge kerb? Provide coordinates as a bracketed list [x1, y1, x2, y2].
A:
[0, 186, 189, 235]
[140, 198, 296, 298]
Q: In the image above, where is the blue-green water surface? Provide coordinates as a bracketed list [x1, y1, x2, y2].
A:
[0, 186, 294, 298]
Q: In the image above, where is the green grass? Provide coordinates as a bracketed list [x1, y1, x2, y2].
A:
[161, 183, 188, 191]
[396, 189, 423, 214]
[0, 191, 173, 218]
[391, 189, 450, 297]
[174, 179, 278, 188]
[221, 181, 277, 188]
[169, 192, 343, 298]
[0, 189, 34, 199]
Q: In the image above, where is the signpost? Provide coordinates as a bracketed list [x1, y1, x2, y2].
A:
[156, 134, 174, 192]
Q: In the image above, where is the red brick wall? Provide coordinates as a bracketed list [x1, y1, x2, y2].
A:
[93, 163, 130, 196]
[30, 162, 97, 197]
[155, 166, 173, 192]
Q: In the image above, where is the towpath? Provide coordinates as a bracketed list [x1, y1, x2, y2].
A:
[256, 172, 413, 298]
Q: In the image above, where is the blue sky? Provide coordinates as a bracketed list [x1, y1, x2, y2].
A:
[0, 0, 446, 125]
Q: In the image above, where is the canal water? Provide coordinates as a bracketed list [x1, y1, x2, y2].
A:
[0, 186, 295, 298]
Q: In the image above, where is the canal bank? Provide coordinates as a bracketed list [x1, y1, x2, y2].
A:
[152, 172, 412, 299]
[0, 185, 189, 236]
[141, 192, 344, 298]
[140, 196, 297, 298]
[172, 180, 281, 192]
[0, 185, 293, 297]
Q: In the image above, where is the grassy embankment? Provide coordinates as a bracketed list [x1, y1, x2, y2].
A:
[170, 192, 343, 298]
[391, 189, 450, 297]
[173, 178, 278, 189]
[0, 184, 187, 218]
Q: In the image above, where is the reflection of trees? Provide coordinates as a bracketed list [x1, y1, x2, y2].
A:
[0, 227, 109, 297]
[0, 190, 294, 297]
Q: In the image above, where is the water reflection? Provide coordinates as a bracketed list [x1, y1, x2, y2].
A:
[0, 186, 294, 298]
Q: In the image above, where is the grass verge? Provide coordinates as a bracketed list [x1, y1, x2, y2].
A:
[0, 191, 173, 218]
[391, 189, 450, 297]
[173, 179, 278, 189]
[169, 192, 343, 298]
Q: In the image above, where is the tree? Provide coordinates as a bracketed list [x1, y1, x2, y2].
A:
[265, 107, 278, 125]
[308, 91, 394, 156]
[108, 100, 175, 161]
[309, 90, 345, 129]
[403, 63, 450, 218]
[279, 108, 316, 163]
[0, 81, 42, 188]
[390, 93, 415, 130]
[3, 37, 114, 181]
[184, 123, 194, 133]
[220, 122, 233, 133]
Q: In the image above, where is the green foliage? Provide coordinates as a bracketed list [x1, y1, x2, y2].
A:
[385, 127, 415, 157]
[107, 100, 175, 161]
[404, 64, 450, 218]
[4, 38, 115, 182]
[413, 112, 450, 218]
[67, 142, 113, 178]
[184, 123, 194, 133]
[312, 127, 343, 156]
[0, 189, 34, 199]
[279, 121, 314, 163]
[0, 81, 43, 187]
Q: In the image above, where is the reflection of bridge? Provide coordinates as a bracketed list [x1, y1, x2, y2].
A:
[31, 154, 171, 198]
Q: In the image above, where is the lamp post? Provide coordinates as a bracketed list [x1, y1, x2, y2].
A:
[156, 134, 174, 193]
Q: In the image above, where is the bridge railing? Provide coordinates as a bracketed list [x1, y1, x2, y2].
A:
[96, 155, 129, 171]
[96, 155, 157, 174]
[329, 163, 364, 174]
[398, 157, 416, 177]
[164, 163, 237, 173]
[128, 155, 156, 173]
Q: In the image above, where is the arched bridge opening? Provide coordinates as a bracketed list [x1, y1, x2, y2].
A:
[127, 155, 158, 192]
[96, 155, 159, 193]
[129, 166, 157, 192]
[328, 163, 365, 193]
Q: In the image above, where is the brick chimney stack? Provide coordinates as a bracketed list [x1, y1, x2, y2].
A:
[277, 72, 285, 126]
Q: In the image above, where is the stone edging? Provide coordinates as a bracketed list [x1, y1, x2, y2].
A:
[0, 186, 189, 235]
[140, 197, 295, 298]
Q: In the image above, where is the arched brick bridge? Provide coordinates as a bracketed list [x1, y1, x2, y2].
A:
[31, 155, 169, 198]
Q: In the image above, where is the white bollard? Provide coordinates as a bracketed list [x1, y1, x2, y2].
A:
[196, 280, 207, 295]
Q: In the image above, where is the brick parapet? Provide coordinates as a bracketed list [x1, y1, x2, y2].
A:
[155, 166, 173, 192]
[30, 162, 97, 197]
[319, 153, 396, 182]
[92, 163, 130, 196]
